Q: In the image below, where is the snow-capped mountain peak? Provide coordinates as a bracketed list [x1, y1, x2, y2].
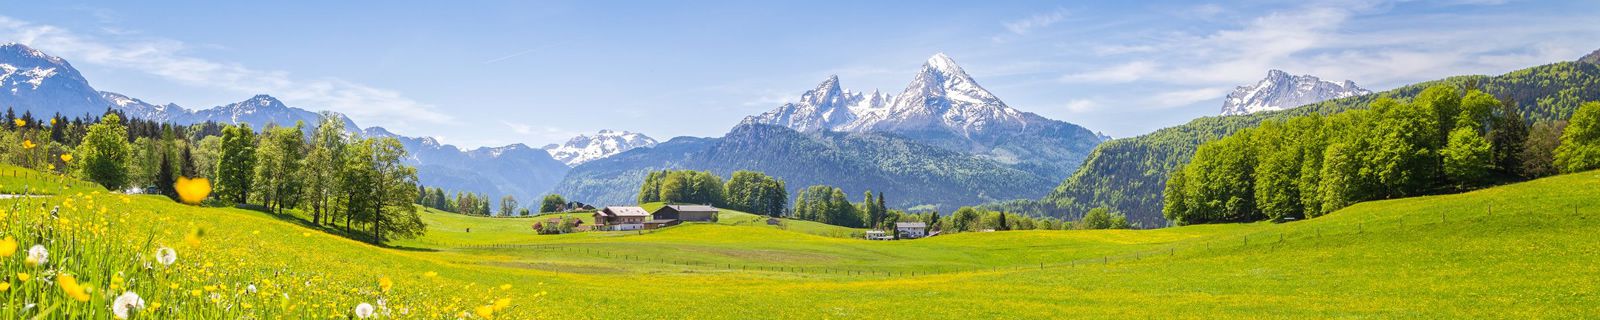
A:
[542, 130, 659, 166]
[1221, 69, 1372, 116]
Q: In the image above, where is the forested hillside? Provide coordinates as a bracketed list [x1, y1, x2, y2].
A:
[1034, 60, 1600, 227]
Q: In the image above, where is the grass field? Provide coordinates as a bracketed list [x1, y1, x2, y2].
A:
[1, 166, 1596, 318]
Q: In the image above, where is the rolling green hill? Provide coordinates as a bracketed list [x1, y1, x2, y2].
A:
[1037, 60, 1600, 226]
[3, 166, 1596, 318]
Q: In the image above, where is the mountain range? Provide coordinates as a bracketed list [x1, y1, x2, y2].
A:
[1220, 69, 1371, 116]
[554, 54, 1106, 209]
[0, 43, 662, 206]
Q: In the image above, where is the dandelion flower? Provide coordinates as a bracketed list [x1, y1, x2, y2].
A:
[378, 276, 393, 292]
[354, 302, 376, 319]
[13, 118, 24, 127]
[112, 291, 145, 319]
[22, 139, 35, 149]
[60, 154, 72, 162]
[0, 237, 16, 257]
[0, 283, 9, 292]
[474, 305, 495, 319]
[16, 273, 29, 282]
[155, 247, 177, 266]
[24, 245, 47, 266]
[58, 274, 90, 302]
[423, 271, 438, 278]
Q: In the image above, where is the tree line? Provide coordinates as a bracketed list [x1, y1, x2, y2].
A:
[1, 109, 427, 244]
[1163, 84, 1600, 225]
[637, 169, 789, 217]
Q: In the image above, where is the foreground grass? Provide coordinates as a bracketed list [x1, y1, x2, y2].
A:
[1, 168, 1595, 318]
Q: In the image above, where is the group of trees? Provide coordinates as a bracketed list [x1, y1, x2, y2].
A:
[638, 170, 726, 207]
[1, 109, 428, 244]
[637, 170, 790, 217]
[1164, 85, 1598, 225]
[723, 171, 787, 217]
[944, 206, 1125, 232]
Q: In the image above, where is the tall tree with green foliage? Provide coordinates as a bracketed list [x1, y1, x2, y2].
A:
[254, 123, 306, 214]
[1555, 102, 1600, 173]
[499, 195, 520, 216]
[215, 124, 257, 204]
[1519, 120, 1567, 178]
[72, 113, 131, 190]
[539, 194, 566, 213]
[1442, 127, 1493, 188]
[304, 114, 348, 225]
[363, 137, 424, 244]
[793, 185, 862, 227]
[1079, 207, 1130, 230]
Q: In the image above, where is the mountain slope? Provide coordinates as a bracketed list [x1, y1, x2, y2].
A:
[542, 130, 658, 166]
[0, 43, 111, 117]
[1038, 60, 1600, 226]
[742, 53, 1105, 181]
[551, 124, 1055, 209]
[1220, 69, 1371, 116]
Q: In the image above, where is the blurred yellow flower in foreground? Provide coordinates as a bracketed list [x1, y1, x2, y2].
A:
[0, 237, 15, 257]
[60, 154, 72, 162]
[175, 177, 212, 205]
[58, 274, 91, 302]
[22, 139, 36, 149]
[13, 118, 24, 127]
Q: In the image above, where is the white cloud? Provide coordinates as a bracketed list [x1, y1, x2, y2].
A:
[1064, 99, 1099, 113]
[1147, 87, 1229, 109]
[1004, 9, 1068, 35]
[0, 15, 454, 132]
[1061, 61, 1158, 83]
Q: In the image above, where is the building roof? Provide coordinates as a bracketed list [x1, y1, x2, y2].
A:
[663, 204, 719, 213]
[896, 222, 928, 229]
[600, 206, 651, 217]
[644, 219, 679, 224]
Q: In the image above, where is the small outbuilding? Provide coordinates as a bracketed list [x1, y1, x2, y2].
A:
[652, 205, 719, 222]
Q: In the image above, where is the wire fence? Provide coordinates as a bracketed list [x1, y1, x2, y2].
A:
[417, 202, 1586, 278]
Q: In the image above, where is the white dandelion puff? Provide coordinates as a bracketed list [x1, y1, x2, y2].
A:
[354, 302, 375, 318]
[112, 291, 145, 319]
[155, 247, 177, 266]
[24, 245, 47, 266]
[246, 284, 257, 294]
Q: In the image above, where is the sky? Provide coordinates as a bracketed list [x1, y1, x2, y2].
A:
[2, 0, 1597, 148]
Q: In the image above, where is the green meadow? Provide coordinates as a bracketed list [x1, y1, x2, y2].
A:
[2, 164, 1596, 318]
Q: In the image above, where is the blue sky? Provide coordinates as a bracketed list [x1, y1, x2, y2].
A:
[2, 0, 1597, 148]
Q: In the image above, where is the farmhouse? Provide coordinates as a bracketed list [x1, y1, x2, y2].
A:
[895, 222, 928, 239]
[651, 205, 719, 222]
[593, 206, 649, 231]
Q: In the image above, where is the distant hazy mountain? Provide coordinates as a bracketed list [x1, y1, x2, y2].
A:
[542, 130, 658, 166]
[1581, 48, 1600, 64]
[0, 43, 570, 204]
[552, 124, 1055, 209]
[1221, 70, 1371, 116]
[743, 53, 1106, 181]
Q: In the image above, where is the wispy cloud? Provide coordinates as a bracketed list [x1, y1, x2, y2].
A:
[1060, 61, 1157, 83]
[1064, 99, 1099, 113]
[482, 43, 562, 64]
[1148, 87, 1230, 109]
[502, 121, 579, 144]
[1004, 9, 1068, 35]
[0, 15, 454, 132]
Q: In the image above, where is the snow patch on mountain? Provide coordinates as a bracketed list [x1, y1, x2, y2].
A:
[1221, 70, 1371, 116]
[542, 130, 658, 166]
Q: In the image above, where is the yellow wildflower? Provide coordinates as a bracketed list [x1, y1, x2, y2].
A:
[60, 154, 72, 162]
[58, 274, 91, 302]
[174, 177, 211, 205]
[0, 283, 9, 292]
[474, 305, 495, 319]
[423, 271, 438, 278]
[13, 118, 24, 127]
[378, 276, 393, 292]
[16, 273, 29, 282]
[493, 298, 511, 311]
[0, 237, 16, 257]
[22, 139, 35, 149]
